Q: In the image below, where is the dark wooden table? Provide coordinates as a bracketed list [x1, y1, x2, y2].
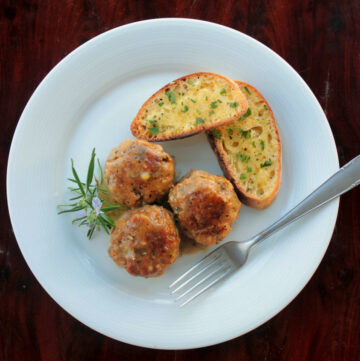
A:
[1, 1, 359, 360]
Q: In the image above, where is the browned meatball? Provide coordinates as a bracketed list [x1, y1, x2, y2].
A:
[104, 139, 174, 208]
[169, 170, 241, 246]
[108, 205, 180, 277]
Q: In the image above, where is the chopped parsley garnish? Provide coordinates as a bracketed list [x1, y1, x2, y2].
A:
[260, 160, 272, 167]
[240, 174, 247, 180]
[230, 102, 238, 108]
[210, 101, 218, 109]
[243, 130, 251, 138]
[196, 117, 205, 124]
[227, 128, 233, 135]
[148, 126, 160, 135]
[257, 152, 263, 156]
[212, 129, 221, 139]
[205, 96, 208, 101]
[217, 99, 222, 103]
[252, 141, 256, 148]
[243, 155, 250, 162]
[264, 104, 268, 110]
[228, 126, 251, 138]
[182, 105, 189, 113]
[237, 153, 250, 162]
[247, 167, 252, 172]
[244, 86, 251, 95]
[158, 102, 164, 107]
[149, 120, 157, 126]
[187, 80, 195, 86]
[166, 91, 176, 104]
[209, 110, 215, 116]
[190, 98, 196, 103]
[260, 140, 265, 150]
[239, 108, 252, 120]
[220, 88, 227, 95]
[196, 109, 201, 115]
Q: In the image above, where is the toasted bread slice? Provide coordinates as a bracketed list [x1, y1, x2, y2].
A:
[131, 72, 248, 141]
[208, 81, 281, 209]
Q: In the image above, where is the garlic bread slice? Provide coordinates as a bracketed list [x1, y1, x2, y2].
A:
[131, 72, 248, 141]
[208, 81, 281, 209]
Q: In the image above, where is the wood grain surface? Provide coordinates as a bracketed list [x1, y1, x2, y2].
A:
[1, 0, 359, 360]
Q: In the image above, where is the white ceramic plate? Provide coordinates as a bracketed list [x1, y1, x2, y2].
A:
[7, 19, 339, 349]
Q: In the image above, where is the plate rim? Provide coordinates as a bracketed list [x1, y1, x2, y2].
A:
[6, 18, 339, 349]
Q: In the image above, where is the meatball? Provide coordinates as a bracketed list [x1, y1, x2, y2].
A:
[104, 139, 174, 208]
[169, 170, 241, 246]
[108, 205, 180, 277]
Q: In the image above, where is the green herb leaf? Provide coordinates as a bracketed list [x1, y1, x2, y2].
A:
[220, 88, 227, 95]
[227, 128, 233, 136]
[166, 90, 176, 104]
[239, 108, 252, 120]
[190, 98, 196, 103]
[57, 205, 86, 215]
[260, 140, 265, 151]
[87, 225, 96, 239]
[230, 102, 238, 108]
[196, 117, 205, 124]
[101, 205, 124, 212]
[212, 129, 221, 139]
[244, 86, 251, 95]
[148, 126, 160, 134]
[196, 109, 201, 115]
[86, 149, 96, 191]
[97, 216, 110, 234]
[236, 153, 250, 162]
[205, 96, 208, 101]
[252, 141, 256, 148]
[69, 195, 83, 201]
[210, 101, 218, 109]
[209, 110, 215, 116]
[71, 159, 85, 196]
[264, 104, 268, 110]
[247, 167, 252, 172]
[260, 160, 273, 167]
[187, 80, 195, 86]
[182, 105, 189, 113]
[97, 158, 103, 184]
[158, 102, 164, 107]
[101, 212, 116, 228]
[217, 99, 222, 103]
[240, 174, 247, 180]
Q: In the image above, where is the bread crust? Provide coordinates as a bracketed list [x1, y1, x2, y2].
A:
[208, 81, 282, 209]
[131, 72, 248, 142]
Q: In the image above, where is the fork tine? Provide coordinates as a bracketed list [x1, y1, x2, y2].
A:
[170, 253, 224, 294]
[179, 266, 233, 307]
[175, 260, 229, 301]
[169, 248, 221, 288]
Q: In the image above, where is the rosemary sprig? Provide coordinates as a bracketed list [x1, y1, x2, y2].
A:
[58, 148, 127, 239]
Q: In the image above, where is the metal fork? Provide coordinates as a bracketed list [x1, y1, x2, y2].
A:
[170, 155, 360, 307]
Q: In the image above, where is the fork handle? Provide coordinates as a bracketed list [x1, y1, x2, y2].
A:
[249, 154, 360, 245]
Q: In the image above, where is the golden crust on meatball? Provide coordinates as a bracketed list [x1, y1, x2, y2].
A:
[108, 205, 180, 277]
[169, 170, 241, 246]
[104, 139, 174, 208]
